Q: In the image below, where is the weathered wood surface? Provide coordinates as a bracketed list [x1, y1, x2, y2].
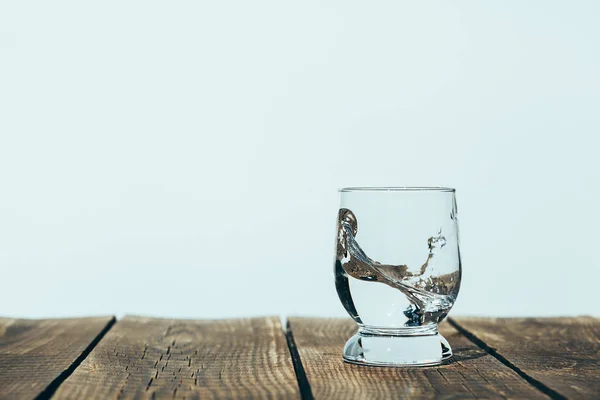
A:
[0, 316, 115, 400]
[287, 317, 549, 399]
[452, 317, 600, 400]
[1, 316, 598, 399]
[53, 316, 300, 400]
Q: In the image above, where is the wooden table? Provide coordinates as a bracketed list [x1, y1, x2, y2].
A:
[0, 316, 597, 399]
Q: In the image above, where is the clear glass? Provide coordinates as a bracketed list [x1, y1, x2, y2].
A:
[334, 187, 461, 366]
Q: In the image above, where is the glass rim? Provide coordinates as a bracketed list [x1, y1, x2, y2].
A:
[339, 186, 455, 193]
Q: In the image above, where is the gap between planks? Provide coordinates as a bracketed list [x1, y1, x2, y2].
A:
[284, 320, 315, 400]
[34, 317, 116, 400]
[447, 318, 567, 400]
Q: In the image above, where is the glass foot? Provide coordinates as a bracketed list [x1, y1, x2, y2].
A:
[343, 330, 452, 367]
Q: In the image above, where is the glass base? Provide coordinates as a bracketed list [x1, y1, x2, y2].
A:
[343, 329, 452, 367]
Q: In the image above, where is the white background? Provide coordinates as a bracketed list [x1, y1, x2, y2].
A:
[1, 1, 598, 319]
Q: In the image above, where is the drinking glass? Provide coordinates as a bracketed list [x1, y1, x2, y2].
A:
[334, 187, 461, 366]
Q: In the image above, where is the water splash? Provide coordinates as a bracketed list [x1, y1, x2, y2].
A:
[336, 208, 459, 325]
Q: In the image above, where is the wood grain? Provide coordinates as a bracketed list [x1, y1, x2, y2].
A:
[288, 317, 549, 400]
[53, 316, 300, 399]
[451, 317, 600, 399]
[0, 316, 115, 400]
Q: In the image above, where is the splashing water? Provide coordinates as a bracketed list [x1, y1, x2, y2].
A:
[335, 208, 460, 327]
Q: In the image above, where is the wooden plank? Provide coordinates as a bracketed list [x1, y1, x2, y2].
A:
[288, 317, 549, 399]
[0, 316, 115, 400]
[53, 316, 300, 399]
[451, 317, 600, 399]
